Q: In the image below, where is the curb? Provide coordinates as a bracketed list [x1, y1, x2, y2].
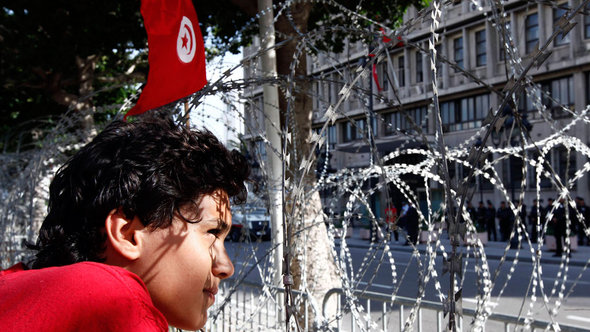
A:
[335, 241, 590, 267]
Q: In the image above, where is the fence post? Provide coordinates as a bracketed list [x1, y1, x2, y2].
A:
[382, 302, 387, 331]
[400, 304, 404, 331]
[418, 308, 422, 332]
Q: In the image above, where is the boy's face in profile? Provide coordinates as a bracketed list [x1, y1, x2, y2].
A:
[133, 190, 234, 330]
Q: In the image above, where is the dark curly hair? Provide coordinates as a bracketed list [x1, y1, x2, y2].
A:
[29, 116, 250, 269]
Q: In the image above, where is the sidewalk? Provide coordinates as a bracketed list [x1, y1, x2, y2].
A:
[334, 227, 590, 267]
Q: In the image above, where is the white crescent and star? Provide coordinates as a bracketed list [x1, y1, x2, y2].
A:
[177, 16, 196, 63]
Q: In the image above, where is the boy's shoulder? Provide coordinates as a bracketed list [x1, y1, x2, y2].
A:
[0, 262, 168, 331]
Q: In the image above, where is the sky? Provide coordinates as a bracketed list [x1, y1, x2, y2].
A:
[190, 50, 244, 146]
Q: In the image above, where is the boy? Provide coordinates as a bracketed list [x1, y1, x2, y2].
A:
[0, 116, 250, 331]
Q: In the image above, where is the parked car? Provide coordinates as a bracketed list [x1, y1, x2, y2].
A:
[228, 205, 271, 242]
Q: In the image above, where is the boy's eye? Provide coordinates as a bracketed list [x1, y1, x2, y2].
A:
[208, 228, 222, 238]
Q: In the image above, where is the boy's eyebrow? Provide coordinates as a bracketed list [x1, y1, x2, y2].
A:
[205, 218, 229, 232]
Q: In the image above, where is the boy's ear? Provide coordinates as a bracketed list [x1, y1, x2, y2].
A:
[105, 208, 144, 261]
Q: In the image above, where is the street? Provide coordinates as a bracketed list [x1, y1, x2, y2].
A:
[223, 235, 590, 330]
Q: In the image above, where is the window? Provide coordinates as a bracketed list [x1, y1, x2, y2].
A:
[255, 140, 267, 161]
[554, 7, 570, 46]
[518, 87, 542, 120]
[479, 154, 494, 190]
[346, 65, 361, 111]
[383, 106, 428, 135]
[475, 29, 486, 66]
[458, 159, 476, 187]
[585, 4, 590, 39]
[435, 44, 443, 77]
[245, 95, 265, 134]
[538, 152, 552, 188]
[342, 118, 368, 142]
[502, 155, 524, 190]
[371, 115, 378, 137]
[556, 145, 576, 188]
[416, 51, 423, 83]
[525, 13, 539, 54]
[398, 56, 405, 87]
[313, 81, 321, 109]
[325, 73, 334, 105]
[316, 74, 333, 109]
[334, 73, 345, 105]
[527, 152, 539, 189]
[453, 37, 464, 71]
[534, 146, 577, 189]
[378, 61, 389, 92]
[441, 94, 489, 132]
[327, 125, 337, 148]
[541, 76, 574, 119]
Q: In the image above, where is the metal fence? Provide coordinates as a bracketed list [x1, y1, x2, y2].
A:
[204, 279, 588, 332]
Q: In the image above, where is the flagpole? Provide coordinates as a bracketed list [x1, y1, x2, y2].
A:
[184, 101, 190, 128]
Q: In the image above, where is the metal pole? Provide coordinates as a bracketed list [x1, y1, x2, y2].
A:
[256, 0, 285, 325]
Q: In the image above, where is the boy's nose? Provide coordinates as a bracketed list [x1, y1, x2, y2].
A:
[212, 247, 234, 279]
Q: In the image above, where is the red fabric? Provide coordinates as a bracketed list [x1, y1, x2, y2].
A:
[385, 206, 398, 224]
[0, 262, 168, 331]
[126, 0, 207, 119]
[380, 27, 392, 43]
[367, 53, 382, 92]
[372, 63, 382, 92]
[379, 28, 404, 47]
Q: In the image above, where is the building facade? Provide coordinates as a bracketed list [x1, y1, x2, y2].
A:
[242, 0, 590, 219]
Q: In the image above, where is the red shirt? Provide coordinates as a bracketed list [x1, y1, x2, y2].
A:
[0, 261, 168, 331]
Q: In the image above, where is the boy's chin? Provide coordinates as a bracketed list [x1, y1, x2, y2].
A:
[171, 314, 207, 331]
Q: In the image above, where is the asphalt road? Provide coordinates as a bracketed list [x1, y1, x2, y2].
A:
[224, 239, 590, 330]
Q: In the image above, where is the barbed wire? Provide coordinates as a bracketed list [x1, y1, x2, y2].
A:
[2, 0, 590, 331]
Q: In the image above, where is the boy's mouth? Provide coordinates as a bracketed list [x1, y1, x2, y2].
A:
[204, 286, 218, 304]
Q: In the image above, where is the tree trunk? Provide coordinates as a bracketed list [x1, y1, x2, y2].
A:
[46, 55, 98, 138]
[275, 3, 342, 329]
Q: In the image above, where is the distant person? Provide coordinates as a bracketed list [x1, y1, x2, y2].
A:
[552, 198, 567, 257]
[385, 203, 399, 242]
[528, 199, 543, 243]
[546, 198, 555, 219]
[518, 199, 527, 228]
[546, 198, 556, 245]
[476, 201, 487, 233]
[399, 202, 419, 245]
[466, 201, 477, 224]
[574, 197, 589, 246]
[496, 201, 514, 242]
[570, 198, 580, 246]
[485, 200, 497, 241]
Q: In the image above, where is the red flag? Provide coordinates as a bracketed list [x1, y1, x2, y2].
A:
[368, 53, 382, 92]
[126, 0, 207, 119]
[372, 64, 382, 92]
[380, 27, 392, 43]
[380, 28, 404, 48]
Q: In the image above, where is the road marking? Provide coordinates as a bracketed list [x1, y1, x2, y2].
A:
[542, 277, 590, 286]
[357, 281, 396, 290]
[566, 315, 590, 324]
[463, 297, 498, 307]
